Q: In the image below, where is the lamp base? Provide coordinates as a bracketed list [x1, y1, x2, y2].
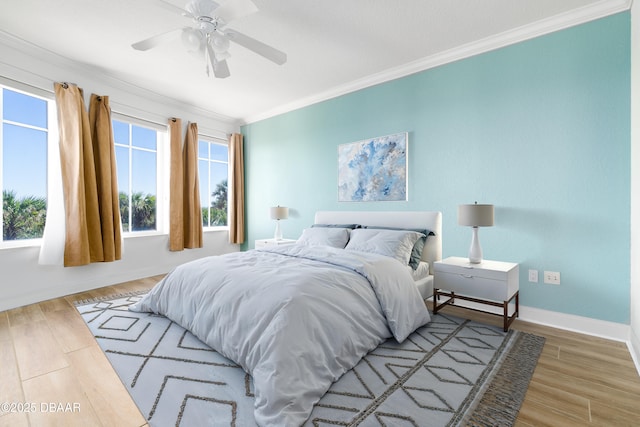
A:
[274, 221, 283, 240]
[468, 226, 483, 264]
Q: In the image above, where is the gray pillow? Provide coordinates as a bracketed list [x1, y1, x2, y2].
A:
[345, 228, 425, 265]
[364, 226, 433, 269]
[297, 227, 350, 248]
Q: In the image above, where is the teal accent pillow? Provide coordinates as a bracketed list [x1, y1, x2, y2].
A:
[312, 223, 361, 229]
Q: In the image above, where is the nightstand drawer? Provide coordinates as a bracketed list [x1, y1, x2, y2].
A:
[434, 258, 515, 281]
[255, 238, 297, 248]
[434, 271, 514, 301]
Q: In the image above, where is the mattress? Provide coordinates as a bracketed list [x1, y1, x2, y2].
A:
[410, 262, 433, 299]
[415, 275, 434, 299]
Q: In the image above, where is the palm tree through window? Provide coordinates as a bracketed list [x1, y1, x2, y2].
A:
[1, 86, 50, 242]
[198, 137, 229, 228]
[113, 119, 159, 233]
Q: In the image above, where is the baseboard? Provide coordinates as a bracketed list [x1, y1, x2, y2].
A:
[629, 328, 640, 376]
[519, 305, 630, 342]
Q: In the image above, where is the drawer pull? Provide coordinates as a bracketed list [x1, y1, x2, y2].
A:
[460, 274, 474, 279]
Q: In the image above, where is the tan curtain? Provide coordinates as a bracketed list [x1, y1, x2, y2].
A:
[228, 133, 245, 244]
[168, 118, 184, 251]
[88, 94, 122, 262]
[183, 122, 203, 248]
[54, 83, 103, 266]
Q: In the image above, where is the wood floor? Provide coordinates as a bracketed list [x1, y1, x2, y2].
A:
[1, 276, 639, 427]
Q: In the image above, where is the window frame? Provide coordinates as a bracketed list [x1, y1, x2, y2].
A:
[0, 82, 57, 249]
[198, 134, 230, 231]
[112, 113, 167, 238]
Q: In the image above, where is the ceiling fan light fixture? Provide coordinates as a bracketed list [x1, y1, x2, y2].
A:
[181, 27, 204, 53]
[210, 32, 230, 53]
[132, 0, 285, 79]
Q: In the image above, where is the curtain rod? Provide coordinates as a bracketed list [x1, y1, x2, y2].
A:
[111, 108, 231, 142]
[0, 73, 233, 141]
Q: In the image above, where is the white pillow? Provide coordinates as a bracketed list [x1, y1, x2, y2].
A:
[345, 228, 425, 265]
[297, 227, 350, 248]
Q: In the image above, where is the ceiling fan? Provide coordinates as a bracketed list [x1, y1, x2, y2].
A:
[132, 0, 287, 78]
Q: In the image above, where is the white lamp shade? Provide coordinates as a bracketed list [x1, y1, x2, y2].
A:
[270, 206, 289, 220]
[458, 204, 494, 227]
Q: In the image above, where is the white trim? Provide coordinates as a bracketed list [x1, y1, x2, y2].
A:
[630, 328, 640, 376]
[242, 0, 632, 125]
[519, 304, 630, 342]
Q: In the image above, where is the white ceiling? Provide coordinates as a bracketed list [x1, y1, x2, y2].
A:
[0, 0, 629, 124]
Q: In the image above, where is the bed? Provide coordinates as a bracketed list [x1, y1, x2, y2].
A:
[130, 210, 442, 426]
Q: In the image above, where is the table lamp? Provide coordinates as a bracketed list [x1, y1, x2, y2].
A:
[270, 206, 289, 240]
[458, 202, 494, 264]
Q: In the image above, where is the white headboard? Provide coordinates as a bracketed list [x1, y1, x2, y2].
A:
[314, 211, 442, 274]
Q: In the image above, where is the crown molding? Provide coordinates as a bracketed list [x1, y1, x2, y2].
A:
[0, 30, 240, 128]
[0, 0, 630, 128]
[242, 0, 632, 125]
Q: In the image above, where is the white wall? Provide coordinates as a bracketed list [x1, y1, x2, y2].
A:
[0, 233, 237, 312]
[630, 0, 640, 372]
[0, 33, 241, 312]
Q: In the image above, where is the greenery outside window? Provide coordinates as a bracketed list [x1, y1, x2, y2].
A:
[113, 118, 163, 234]
[1, 85, 53, 244]
[198, 137, 229, 228]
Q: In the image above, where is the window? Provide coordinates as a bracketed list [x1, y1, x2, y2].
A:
[198, 137, 229, 228]
[113, 119, 163, 233]
[1, 86, 53, 243]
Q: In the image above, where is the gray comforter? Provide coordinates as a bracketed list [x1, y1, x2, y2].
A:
[130, 244, 430, 426]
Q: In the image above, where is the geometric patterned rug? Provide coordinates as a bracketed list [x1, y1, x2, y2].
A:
[76, 292, 544, 427]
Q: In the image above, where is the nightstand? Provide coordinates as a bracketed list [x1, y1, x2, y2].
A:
[254, 238, 297, 249]
[433, 257, 519, 331]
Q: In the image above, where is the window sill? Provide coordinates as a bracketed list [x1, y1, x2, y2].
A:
[0, 238, 42, 250]
[122, 230, 164, 239]
[0, 228, 230, 250]
[204, 226, 229, 232]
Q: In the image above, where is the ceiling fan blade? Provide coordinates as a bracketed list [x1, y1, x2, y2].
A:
[215, 0, 258, 24]
[214, 59, 231, 78]
[207, 44, 231, 78]
[224, 29, 287, 65]
[156, 0, 196, 19]
[132, 28, 183, 51]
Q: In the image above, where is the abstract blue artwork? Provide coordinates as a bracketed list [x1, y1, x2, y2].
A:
[338, 132, 407, 202]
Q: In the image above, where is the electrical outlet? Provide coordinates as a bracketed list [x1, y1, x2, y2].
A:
[543, 271, 561, 285]
[528, 269, 538, 283]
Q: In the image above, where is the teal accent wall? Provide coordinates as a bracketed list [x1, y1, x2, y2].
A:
[242, 13, 631, 324]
